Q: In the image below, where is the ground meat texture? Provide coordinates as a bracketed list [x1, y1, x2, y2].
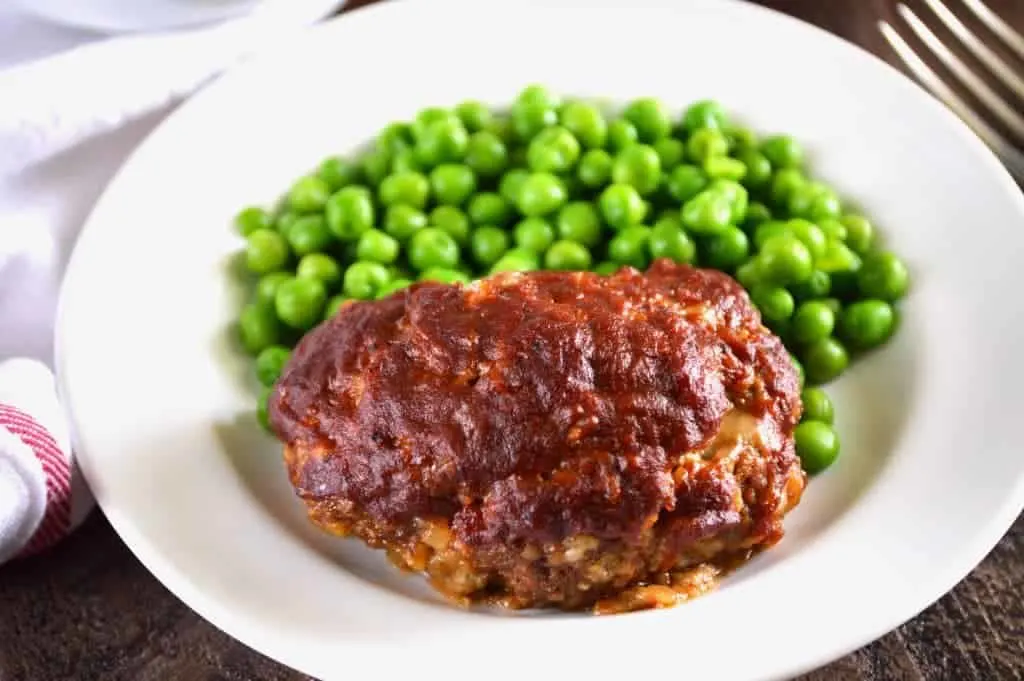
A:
[269, 259, 806, 612]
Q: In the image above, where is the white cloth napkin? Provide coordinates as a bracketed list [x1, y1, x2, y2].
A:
[0, 0, 345, 564]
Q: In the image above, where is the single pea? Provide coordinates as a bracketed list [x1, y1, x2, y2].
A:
[770, 168, 807, 207]
[594, 261, 620, 276]
[607, 225, 652, 269]
[274, 211, 300, 239]
[464, 131, 509, 178]
[809, 189, 842, 222]
[491, 248, 541, 274]
[384, 204, 427, 242]
[607, 119, 639, 152]
[326, 186, 375, 241]
[499, 168, 531, 205]
[682, 100, 728, 133]
[513, 218, 556, 253]
[517, 84, 561, 109]
[245, 229, 290, 274]
[816, 240, 863, 274]
[818, 218, 848, 243]
[516, 172, 568, 217]
[687, 128, 729, 163]
[527, 126, 582, 174]
[275, 276, 327, 330]
[376, 278, 414, 298]
[468, 192, 512, 227]
[544, 240, 593, 271]
[791, 269, 832, 301]
[753, 220, 791, 249]
[735, 260, 764, 289]
[727, 126, 758, 153]
[650, 217, 697, 264]
[257, 386, 273, 433]
[785, 219, 827, 259]
[324, 294, 350, 320]
[378, 171, 430, 209]
[653, 138, 686, 172]
[704, 226, 750, 270]
[708, 179, 748, 224]
[355, 229, 400, 265]
[455, 100, 491, 132]
[412, 108, 460, 138]
[416, 118, 470, 168]
[578, 149, 614, 189]
[801, 387, 835, 425]
[408, 227, 460, 271]
[390, 148, 422, 174]
[559, 101, 608, 149]
[758, 235, 814, 285]
[255, 346, 291, 387]
[623, 97, 671, 143]
[761, 135, 804, 169]
[795, 421, 840, 473]
[512, 100, 558, 141]
[377, 122, 414, 156]
[680, 191, 732, 235]
[471, 226, 510, 267]
[839, 299, 896, 349]
[599, 183, 647, 230]
[738, 150, 773, 189]
[287, 175, 330, 214]
[287, 216, 332, 257]
[841, 214, 875, 254]
[296, 253, 343, 291]
[343, 261, 391, 300]
[666, 164, 709, 203]
[318, 156, 361, 191]
[255, 272, 293, 308]
[786, 182, 826, 219]
[704, 156, 747, 182]
[239, 303, 281, 355]
[419, 267, 471, 284]
[556, 201, 603, 247]
[235, 206, 271, 237]
[744, 201, 772, 228]
[430, 164, 477, 206]
[429, 205, 471, 246]
[801, 337, 850, 385]
[612, 144, 662, 196]
[751, 285, 795, 322]
[792, 300, 836, 344]
[361, 148, 392, 186]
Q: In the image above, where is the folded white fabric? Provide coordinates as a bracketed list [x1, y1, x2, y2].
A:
[0, 0, 344, 564]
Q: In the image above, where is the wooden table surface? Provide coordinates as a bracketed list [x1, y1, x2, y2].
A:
[2, 1, 1023, 680]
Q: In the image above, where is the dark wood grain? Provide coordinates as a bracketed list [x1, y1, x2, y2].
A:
[2, 2, 1022, 680]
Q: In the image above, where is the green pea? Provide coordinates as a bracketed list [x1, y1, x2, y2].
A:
[759, 235, 814, 285]
[326, 186, 375, 241]
[527, 126, 581, 174]
[376, 278, 414, 298]
[455, 100, 491, 132]
[544, 240, 593, 271]
[841, 214, 875, 254]
[801, 387, 834, 425]
[687, 128, 729, 163]
[791, 270, 832, 301]
[791, 353, 806, 388]
[623, 97, 671, 143]
[408, 227, 460, 271]
[255, 346, 291, 387]
[816, 241, 862, 274]
[286, 216, 331, 257]
[517, 172, 568, 217]
[599, 183, 646, 230]
[786, 182, 827, 219]
[744, 202, 772, 228]
[650, 217, 696, 265]
[666, 164, 709, 203]
[430, 164, 477, 206]
[257, 386, 273, 433]
[324, 294, 350, 320]
[499, 168, 531, 205]
[377, 122, 414, 156]
[355, 229, 400, 265]
[801, 337, 849, 385]
[839, 299, 896, 349]
[287, 175, 330, 214]
[468, 192, 512, 227]
[419, 268, 471, 284]
[239, 303, 281, 355]
[754, 221, 790, 249]
[704, 156, 747, 182]
[558, 101, 608, 150]
[653, 138, 686, 172]
[491, 248, 541, 274]
[818, 218, 848, 243]
[607, 119, 639, 152]
[738, 150, 772, 189]
[795, 421, 840, 473]
[384, 204, 427, 242]
[296, 253, 342, 291]
[512, 100, 557, 141]
[681, 191, 732, 235]
[556, 202, 603, 247]
[594, 261, 619, 276]
[708, 179, 748, 224]
[390, 148, 422, 174]
[379, 171, 429, 209]
[608, 225, 651, 269]
[761, 135, 804, 169]
[343, 261, 391, 300]
[785, 219, 827, 259]
[471, 226, 510, 267]
[255, 272, 292, 308]
[318, 157, 361, 191]
[704, 226, 750, 270]
[682, 100, 727, 133]
[361, 148, 392, 186]
[791, 300, 836, 344]
[770, 168, 806, 207]
[517, 84, 561, 109]
[429, 205, 471, 246]
[274, 211, 299, 239]
[578, 149, 614, 189]
[275, 276, 327, 330]
[735, 260, 764, 289]
[485, 115, 515, 145]
[512, 218, 555, 253]
[235, 206, 271, 237]
[808, 189, 842, 222]
[246, 229, 289, 274]
[612, 144, 662, 196]
[751, 285, 795, 322]
[416, 118, 469, 168]
[464, 131, 509, 178]
[728, 126, 758, 153]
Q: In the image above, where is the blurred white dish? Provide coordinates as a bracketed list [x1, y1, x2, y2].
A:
[15, 0, 278, 34]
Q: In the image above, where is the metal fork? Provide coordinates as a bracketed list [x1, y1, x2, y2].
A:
[880, 0, 1024, 181]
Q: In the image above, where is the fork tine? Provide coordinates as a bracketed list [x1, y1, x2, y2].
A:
[921, 0, 1024, 102]
[880, 20, 1024, 181]
[898, 4, 1024, 140]
[961, 0, 1024, 62]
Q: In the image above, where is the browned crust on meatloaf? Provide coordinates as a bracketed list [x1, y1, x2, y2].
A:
[269, 259, 805, 610]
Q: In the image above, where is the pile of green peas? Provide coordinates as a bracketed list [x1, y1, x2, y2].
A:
[234, 85, 910, 475]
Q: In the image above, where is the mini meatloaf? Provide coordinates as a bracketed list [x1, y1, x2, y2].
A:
[268, 259, 806, 612]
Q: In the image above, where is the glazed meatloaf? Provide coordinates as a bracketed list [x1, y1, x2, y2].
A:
[268, 258, 805, 613]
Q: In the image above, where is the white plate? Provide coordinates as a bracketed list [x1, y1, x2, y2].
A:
[12, 0, 263, 33]
[56, 1, 1024, 680]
